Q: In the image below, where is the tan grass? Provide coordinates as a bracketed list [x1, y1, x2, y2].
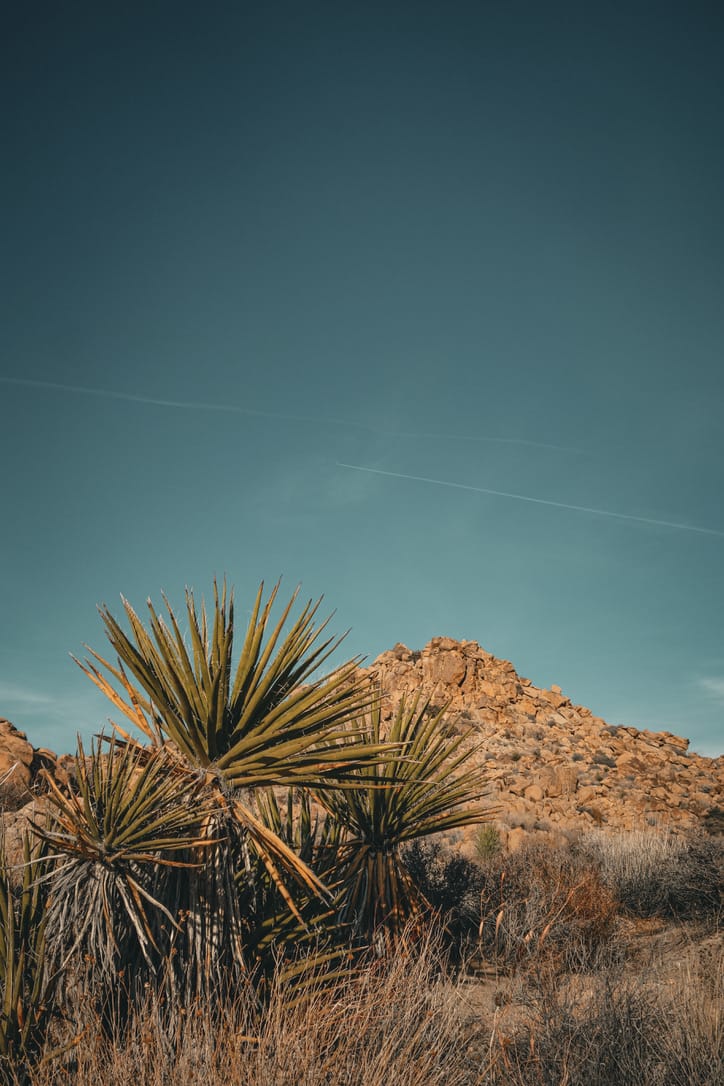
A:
[12, 835, 723, 1086]
[577, 827, 723, 919]
[25, 932, 476, 1086]
[481, 931, 723, 1084]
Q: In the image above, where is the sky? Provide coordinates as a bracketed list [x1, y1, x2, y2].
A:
[1, 1, 723, 757]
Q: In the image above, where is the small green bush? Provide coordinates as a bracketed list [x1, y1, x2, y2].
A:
[474, 824, 502, 862]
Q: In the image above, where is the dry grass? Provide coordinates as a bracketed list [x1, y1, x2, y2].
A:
[474, 841, 619, 971]
[576, 827, 723, 919]
[9, 833, 723, 1086]
[23, 930, 722, 1086]
[404, 838, 620, 972]
[24, 933, 476, 1086]
[482, 944, 723, 1085]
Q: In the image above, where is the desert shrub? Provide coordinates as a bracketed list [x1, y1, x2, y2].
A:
[403, 839, 487, 962]
[484, 951, 723, 1085]
[474, 824, 502, 862]
[475, 841, 618, 971]
[488, 978, 662, 1084]
[578, 828, 723, 919]
[404, 838, 618, 973]
[313, 698, 489, 951]
[591, 750, 616, 769]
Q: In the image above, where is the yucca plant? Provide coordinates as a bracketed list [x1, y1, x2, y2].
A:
[313, 697, 491, 950]
[0, 832, 54, 1084]
[73, 580, 391, 990]
[34, 737, 215, 1003]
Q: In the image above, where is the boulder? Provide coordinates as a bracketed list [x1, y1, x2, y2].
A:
[0, 720, 35, 812]
[0, 719, 65, 814]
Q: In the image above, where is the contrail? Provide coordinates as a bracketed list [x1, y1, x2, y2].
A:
[0, 376, 578, 452]
[336, 462, 724, 539]
[0, 376, 327, 424]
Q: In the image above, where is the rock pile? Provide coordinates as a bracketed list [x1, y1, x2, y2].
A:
[362, 638, 724, 849]
[0, 719, 69, 867]
[2, 640, 722, 853]
[0, 719, 64, 812]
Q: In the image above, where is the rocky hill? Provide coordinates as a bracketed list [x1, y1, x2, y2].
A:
[0, 718, 64, 812]
[362, 638, 724, 850]
[2, 639, 722, 852]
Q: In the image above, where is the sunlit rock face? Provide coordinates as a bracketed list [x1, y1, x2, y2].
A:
[0, 718, 64, 812]
[0, 718, 35, 812]
[3, 640, 723, 853]
[362, 640, 724, 849]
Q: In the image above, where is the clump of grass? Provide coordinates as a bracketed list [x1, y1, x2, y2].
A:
[476, 841, 619, 971]
[24, 933, 476, 1086]
[404, 838, 619, 974]
[484, 948, 723, 1085]
[577, 828, 723, 919]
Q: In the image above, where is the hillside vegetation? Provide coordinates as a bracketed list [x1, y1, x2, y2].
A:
[0, 581, 721, 1084]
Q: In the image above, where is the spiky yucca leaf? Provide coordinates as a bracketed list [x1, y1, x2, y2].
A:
[77, 580, 385, 789]
[0, 833, 54, 1081]
[317, 697, 489, 844]
[35, 738, 215, 983]
[229, 791, 355, 1002]
[157, 795, 343, 1003]
[255, 788, 342, 871]
[314, 697, 491, 947]
[252, 788, 344, 936]
[73, 581, 398, 958]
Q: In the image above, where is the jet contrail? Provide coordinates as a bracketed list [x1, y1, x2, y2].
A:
[0, 376, 325, 423]
[336, 462, 724, 539]
[0, 376, 578, 452]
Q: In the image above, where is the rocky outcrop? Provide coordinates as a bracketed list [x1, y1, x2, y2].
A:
[0, 719, 37, 812]
[2, 640, 722, 854]
[362, 639, 724, 849]
[0, 719, 64, 813]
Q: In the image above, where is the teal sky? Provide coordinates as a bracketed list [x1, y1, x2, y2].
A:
[2, 2, 723, 756]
